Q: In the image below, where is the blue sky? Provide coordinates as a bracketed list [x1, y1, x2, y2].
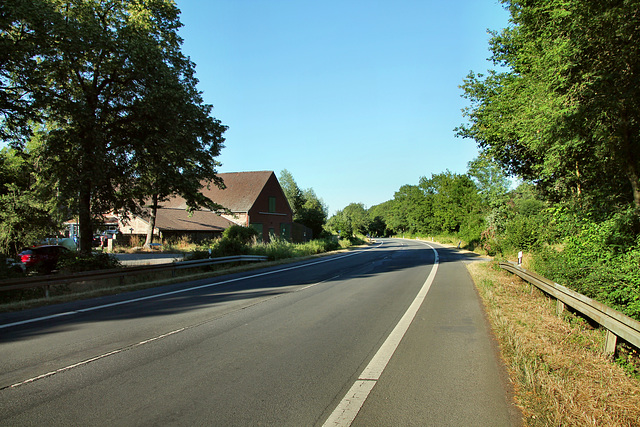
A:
[174, 0, 511, 215]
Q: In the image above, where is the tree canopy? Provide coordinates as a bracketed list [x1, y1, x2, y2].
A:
[278, 169, 328, 239]
[1, 0, 226, 253]
[457, 0, 640, 211]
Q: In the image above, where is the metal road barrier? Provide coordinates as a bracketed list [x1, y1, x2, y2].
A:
[0, 255, 269, 297]
[499, 261, 640, 355]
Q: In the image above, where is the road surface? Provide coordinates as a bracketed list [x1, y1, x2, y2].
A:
[0, 238, 520, 426]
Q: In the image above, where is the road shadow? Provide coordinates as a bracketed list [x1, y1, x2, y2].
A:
[0, 239, 489, 342]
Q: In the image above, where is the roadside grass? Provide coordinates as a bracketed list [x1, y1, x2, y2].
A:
[467, 261, 640, 426]
[250, 237, 352, 260]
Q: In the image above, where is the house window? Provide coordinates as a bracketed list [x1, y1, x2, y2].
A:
[268, 197, 276, 213]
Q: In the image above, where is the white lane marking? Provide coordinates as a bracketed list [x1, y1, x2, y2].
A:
[4, 327, 186, 390]
[0, 244, 383, 331]
[4, 271, 347, 390]
[323, 242, 439, 427]
[1, 245, 384, 389]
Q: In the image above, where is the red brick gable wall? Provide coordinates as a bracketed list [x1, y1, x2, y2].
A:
[248, 173, 293, 242]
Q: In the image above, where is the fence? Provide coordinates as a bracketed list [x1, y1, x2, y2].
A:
[0, 255, 268, 298]
[499, 261, 640, 356]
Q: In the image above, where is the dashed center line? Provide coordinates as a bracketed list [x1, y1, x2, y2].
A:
[1, 244, 383, 390]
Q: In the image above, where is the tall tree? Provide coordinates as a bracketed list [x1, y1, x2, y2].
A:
[457, 0, 640, 209]
[278, 169, 304, 216]
[278, 169, 327, 238]
[419, 171, 483, 235]
[467, 154, 510, 208]
[389, 184, 431, 235]
[3, 0, 226, 254]
[327, 203, 370, 238]
[125, 39, 227, 247]
[297, 188, 328, 239]
[367, 202, 391, 237]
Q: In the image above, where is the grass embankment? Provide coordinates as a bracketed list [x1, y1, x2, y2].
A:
[467, 261, 640, 426]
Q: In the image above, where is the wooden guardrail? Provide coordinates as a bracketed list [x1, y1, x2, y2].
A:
[499, 261, 640, 356]
[0, 255, 268, 297]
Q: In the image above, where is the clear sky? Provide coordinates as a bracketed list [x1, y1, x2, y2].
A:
[174, 0, 511, 215]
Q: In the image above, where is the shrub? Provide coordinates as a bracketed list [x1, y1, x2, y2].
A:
[253, 237, 295, 260]
[480, 226, 502, 256]
[183, 250, 211, 261]
[530, 216, 640, 321]
[216, 236, 250, 256]
[187, 236, 251, 260]
[223, 225, 259, 245]
[0, 257, 24, 280]
[57, 252, 121, 273]
[504, 216, 542, 251]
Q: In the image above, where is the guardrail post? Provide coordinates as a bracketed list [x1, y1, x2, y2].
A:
[556, 300, 566, 316]
[604, 330, 618, 357]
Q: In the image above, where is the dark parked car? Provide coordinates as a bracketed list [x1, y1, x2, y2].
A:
[17, 245, 69, 273]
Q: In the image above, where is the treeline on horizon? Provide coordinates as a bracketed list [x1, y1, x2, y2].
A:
[326, 0, 640, 322]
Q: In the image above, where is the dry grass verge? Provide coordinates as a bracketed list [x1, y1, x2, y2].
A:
[467, 261, 640, 426]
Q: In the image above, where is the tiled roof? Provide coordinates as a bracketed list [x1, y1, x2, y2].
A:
[154, 208, 236, 232]
[160, 171, 274, 213]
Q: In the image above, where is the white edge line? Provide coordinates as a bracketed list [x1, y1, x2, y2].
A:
[1, 244, 382, 331]
[322, 242, 439, 427]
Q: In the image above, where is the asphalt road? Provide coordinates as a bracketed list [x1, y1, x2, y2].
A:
[0, 238, 520, 426]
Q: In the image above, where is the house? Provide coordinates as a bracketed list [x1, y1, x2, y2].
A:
[119, 208, 237, 244]
[119, 171, 295, 243]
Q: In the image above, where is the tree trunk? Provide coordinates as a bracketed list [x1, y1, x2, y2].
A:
[621, 120, 640, 208]
[78, 181, 93, 256]
[144, 193, 158, 247]
[626, 163, 640, 208]
[575, 161, 582, 198]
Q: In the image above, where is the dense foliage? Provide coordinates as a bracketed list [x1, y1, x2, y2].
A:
[57, 252, 122, 274]
[456, 0, 640, 320]
[186, 234, 344, 262]
[279, 169, 328, 239]
[457, 0, 640, 211]
[0, 147, 62, 255]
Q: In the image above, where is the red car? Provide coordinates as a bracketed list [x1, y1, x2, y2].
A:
[18, 245, 69, 273]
